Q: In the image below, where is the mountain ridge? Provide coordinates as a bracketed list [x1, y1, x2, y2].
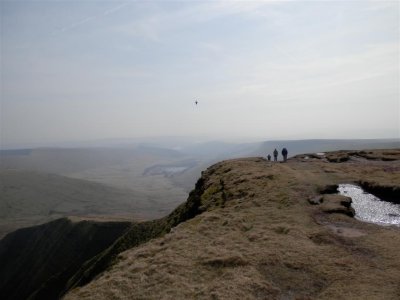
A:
[1, 149, 399, 299]
[65, 149, 400, 299]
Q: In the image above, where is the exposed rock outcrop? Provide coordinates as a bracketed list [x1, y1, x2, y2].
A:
[309, 192, 355, 217]
[319, 194, 355, 217]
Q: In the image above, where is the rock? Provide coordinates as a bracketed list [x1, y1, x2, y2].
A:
[320, 194, 355, 217]
[308, 196, 323, 205]
[326, 152, 351, 163]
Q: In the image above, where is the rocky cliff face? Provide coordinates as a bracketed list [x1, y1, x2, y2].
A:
[1, 149, 400, 300]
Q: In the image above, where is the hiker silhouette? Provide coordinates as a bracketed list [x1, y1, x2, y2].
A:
[282, 148, 288, 162]
[273, 149, 278, 162]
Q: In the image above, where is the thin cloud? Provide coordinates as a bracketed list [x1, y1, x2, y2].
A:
[2, 1, 398, 145]
[58, 15, 97, 32]
[57, 2, 130, 33]
[103, 2, 129, 16]
[114, 1, 281, 41]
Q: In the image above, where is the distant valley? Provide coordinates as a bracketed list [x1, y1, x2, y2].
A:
[0, 138, 398, 238]
[0, 170, 178, 239]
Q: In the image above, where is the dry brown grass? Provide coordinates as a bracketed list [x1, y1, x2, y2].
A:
[64, 150, 400, 300]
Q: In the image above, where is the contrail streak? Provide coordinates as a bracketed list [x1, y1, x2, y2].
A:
[56, 2, 130, 33]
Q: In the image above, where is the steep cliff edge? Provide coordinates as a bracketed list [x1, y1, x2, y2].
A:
[64, 176, 209, 291]
[64, 149, 400, 299]
[0, 160, 224, 300]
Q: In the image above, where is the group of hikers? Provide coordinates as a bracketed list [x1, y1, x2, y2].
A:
[267, 148, 288, 162]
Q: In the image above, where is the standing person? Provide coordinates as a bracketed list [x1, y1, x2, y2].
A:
[273, 149, 278, 161]
[267, 154, 271, 161]
[282, 147, 288, 162]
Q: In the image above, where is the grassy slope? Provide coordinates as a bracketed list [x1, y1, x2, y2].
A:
[64, 174, 217, 292]
[0, 170, 178, 239]
[65, 149, 400, 300]
[0, 171, 213, 300]
[0, 218, 131, 300]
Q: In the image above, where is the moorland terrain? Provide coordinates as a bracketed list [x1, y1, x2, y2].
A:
[1, 139, 398, 238]
[1, 148, 399, 299]
[62, 148, 400, 300]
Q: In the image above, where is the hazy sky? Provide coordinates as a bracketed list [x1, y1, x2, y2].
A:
[1, 0, 399, 148]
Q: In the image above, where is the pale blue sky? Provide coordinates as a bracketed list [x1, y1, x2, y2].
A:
[1, 0, 399, 148]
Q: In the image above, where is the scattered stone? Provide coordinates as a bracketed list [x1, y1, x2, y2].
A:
[308, 196, 323, 205]
[326, 152, 350, 163]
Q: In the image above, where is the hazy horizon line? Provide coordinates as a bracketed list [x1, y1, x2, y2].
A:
[1, 136, 399, 151]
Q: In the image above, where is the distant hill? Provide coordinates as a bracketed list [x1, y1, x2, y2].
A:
[0, 146, 184, 174]
[0, 170, 180, 238]
[1, 139, 398, 179]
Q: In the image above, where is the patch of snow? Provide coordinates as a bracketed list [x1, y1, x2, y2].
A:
[338, 184, 400, 227]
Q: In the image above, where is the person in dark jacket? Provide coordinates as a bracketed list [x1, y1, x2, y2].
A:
[273, 149, 278, 161]
[282, 147, 288, 162]
[267, 154, 271, 161]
